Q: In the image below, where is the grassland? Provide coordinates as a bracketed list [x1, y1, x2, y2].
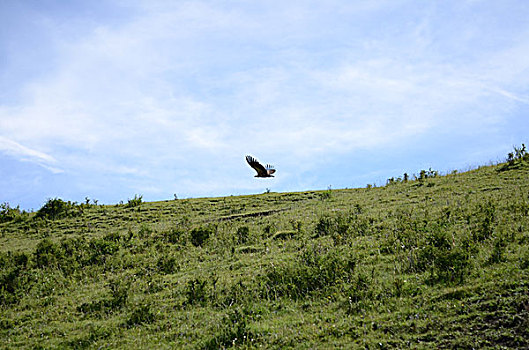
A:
[1, 158, 528, 349]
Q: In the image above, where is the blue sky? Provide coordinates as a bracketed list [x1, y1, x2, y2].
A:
[1, 0, 529, 210]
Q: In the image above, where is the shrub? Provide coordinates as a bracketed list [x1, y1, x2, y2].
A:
[345, 272, 373, 314]
[0, 203, 27, 223]
[472, 200, 495, 242]
[262, 245, 356, 299]
[77, 280, 129, 315]
[507, 143, 527, 163]
[34, 238, 62, 268]
[0, 252, 30, 305]
[0, 267, 21, 305]
[12, 252, 29, 268]
[319, 189, 332, 200]
[35, 198, 82, 220]
[416, 230, 474, 285]
[488, 235, 507, 264]
[157, 255, 179, 274]
[386, 177, 403, 186]
[190, 225, 215, 247]
[416, 168, 438, 182]
[236, 226, 250, 244]
[314, 211, 369, 243]
[87, 238, 119, 265]
[314, 214, 347, 238]
[126, 304, 155, 327]
[126, 195, 143, 208]
[108, 279, 130, 309]
[59, 237, 88, 273]
[502, 143, 528, 170]
[185, 278, 208, 305]
[163, 227, 185, 244]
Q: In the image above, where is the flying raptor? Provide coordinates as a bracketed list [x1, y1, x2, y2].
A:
[246, 155, 276, 178]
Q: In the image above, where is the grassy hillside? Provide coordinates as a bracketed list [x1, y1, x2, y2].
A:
[1, 157, 529, 348]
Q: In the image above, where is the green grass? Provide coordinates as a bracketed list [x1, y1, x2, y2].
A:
[1, 160, 529, 349]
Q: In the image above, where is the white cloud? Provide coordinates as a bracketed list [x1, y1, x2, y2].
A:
[0, 136, 62, 173]
[488, 88, 529, 105]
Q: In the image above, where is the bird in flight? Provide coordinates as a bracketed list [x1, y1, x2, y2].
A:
[246, 155, 276, 177]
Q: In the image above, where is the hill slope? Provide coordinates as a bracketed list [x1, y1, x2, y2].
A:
[1, 161, 529, 348]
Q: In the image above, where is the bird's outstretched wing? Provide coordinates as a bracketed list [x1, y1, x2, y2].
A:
[246, 155, 269, 177]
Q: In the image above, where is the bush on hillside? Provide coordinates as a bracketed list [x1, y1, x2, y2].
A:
[126, 304, 155, 327]
[34, 239, 63, 268]
[502, 143, 529, 171]
[415, 229, 474, 285]
[262, 245, 356, 299]
[0, 251, 31, 305]
[417, 168, 438, 182]
[126, 195, 143, 208]
[190, 225, 215, 247]
[236, 226, 250, 244]
[0, 203, 28, 223]
[35, 198, 82, 220]
[507, 143, 528, 163]
[314, 210, 369, 243]
[185, 278, 208, 305]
